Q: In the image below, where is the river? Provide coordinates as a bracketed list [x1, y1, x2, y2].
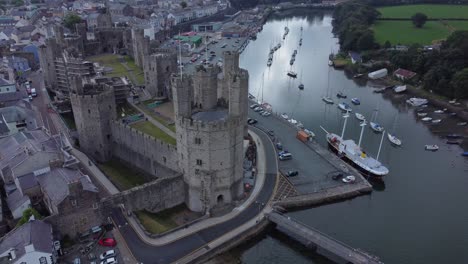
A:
[235, 11, 468, 264]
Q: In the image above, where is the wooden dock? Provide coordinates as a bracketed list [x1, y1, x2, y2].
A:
[267, 211, 383, 264]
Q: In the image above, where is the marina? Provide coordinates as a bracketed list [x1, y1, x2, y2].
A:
[238, 11, 468, 264]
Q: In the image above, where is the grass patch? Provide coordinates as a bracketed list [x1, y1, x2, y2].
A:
[130, 121, 176, 145]
[60, 113, 76, 130]
[98, 159, 148, 190]
[378, 4, 468, 19]
[123, 56, 145, 85]
[446, 21, 468, 31]
[135, 205, 187, 234]
[138, 105, 176, 132]
[373, 20, 449, 45]
[117, 102, 140, 118]
[87, 54, 128, 78]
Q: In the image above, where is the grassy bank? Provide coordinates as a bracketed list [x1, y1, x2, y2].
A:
[137, 103, 176, 132]
[135, 205, 186, 234]
[98, 159, 148, 190]
[378, 4, 468, 19]
[130, 121, 176, 145]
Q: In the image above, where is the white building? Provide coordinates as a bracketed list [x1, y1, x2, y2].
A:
[0, 220, 56, 264]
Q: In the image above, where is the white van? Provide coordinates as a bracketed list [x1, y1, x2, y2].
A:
[279, 153, 292, 160]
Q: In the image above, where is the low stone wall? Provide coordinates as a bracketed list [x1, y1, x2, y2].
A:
[100, 175, 185, 215]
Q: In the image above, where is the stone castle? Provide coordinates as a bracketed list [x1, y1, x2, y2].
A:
[70, 51, 249, 213]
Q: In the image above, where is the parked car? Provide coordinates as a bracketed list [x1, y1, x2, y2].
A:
[268, 130, 275, 137]
[247, 118, 258, 125]
[262, 111, 271, 117]
[286, 171, 299, 177]
[100, 250, 115, 260]
[254, 107, 263, 112]
[250, 104, 258, 109]
[342, 175, 356, 183]
[279, 152, 292, 161]
[278, 150, 289, 156]
[100, 257, 117, 264]
[98, 238, 117, 247]
[276, 142, 283, 150]
[28, 95, 33, 101]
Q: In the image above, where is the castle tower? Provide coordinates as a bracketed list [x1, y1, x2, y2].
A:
[38, 38, 60, 90]
[144, 50, 177, 98]
[172, 52, 247, 213]
[70, 76, 117, 162]
[218, 51, 240, 100]
[131, 28, 149, 68]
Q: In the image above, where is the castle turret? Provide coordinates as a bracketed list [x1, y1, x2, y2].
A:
[144, 49, 177, 98]
[173, 52, 247, 213]
[70, 76, 116, 162]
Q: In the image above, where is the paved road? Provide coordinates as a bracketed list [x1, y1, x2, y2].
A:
[28, 72, 58, 135]
[248, 107, 347, 194]
[111, 126, 277, 263]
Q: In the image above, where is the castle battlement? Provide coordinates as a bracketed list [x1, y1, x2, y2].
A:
[178, 115, 241, 132]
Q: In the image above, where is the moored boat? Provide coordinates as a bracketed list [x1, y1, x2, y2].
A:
[355, 113, 365, 121]
[446, 140, 460, 145]
[337, 91, 347, 98]
[388, 133, 402, 146]
[417, 112, 428, 117]
[457, 122, 467, 126]
[351, 98, 360, 105]
[421, 117, 432, 122]
[338, 102, 352, 112]
[425, 145, 439, 151]
[447, 134, 462, 139]
[370, 121, 384, 133]
[287, 71, 297, 78]
[431, 119, 442, 124]
[322, 96, 334, 104]
[407, 97, 428, 107]
[322, 116, 389, 178]
[298, 83, 304, 90]
[393, 85, 407, 93]
[434, 110, 444, 114]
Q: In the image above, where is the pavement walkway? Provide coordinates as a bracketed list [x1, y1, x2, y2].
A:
[123, 128, 269, 246]
[130, 101, 177, 138]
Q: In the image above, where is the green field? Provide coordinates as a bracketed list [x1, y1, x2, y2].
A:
[373, 21, 451, 45]
[99, 159, 148, 190]
[446, 21, 468, 31]
[87, 54, 144, 85]
[378, 4, 468, 19]
[130, 121, 176, 145]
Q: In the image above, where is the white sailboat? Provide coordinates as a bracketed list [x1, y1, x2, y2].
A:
[355, 113, 365, 121]
[387, 114, 402, 146]
[370, 108, 384, 133]
[322, 65, 334, 104]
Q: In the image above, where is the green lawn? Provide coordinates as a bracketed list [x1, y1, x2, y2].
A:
[378, 4, 468, 19]
[137, 104, 176, 132]
[130, 121, 176, 145]
[446, 21, 468, 31]
[135, 205, 186, 234]
[99, 159, 148, 190]
[373, 21, 450, 45]
[88, 54, 127, 76]
[123, 56, 145, 85]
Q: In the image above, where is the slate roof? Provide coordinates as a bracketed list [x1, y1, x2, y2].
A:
[16, 172, 39, 191]
[37, 168, 98, 207]
[6, 189, 30, 212]
[0, 114, 9, 135]
[0, 77, 14, 86]
[0, 220, 53, 260]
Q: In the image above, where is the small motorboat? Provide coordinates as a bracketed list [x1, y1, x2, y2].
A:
[434, 110, 444, 114]
[267, 61, 272, 67]
[287, 71, 297, 78]
[447, 134, 462, 139]
[457, 122, 467, 126]
[417, 112, 428, 117]
[425, 145, 439, 151]
[351, 98, 361, 105]
[281, 113, 289, 119]
[370, 122, 384, 133]
[289, 119, 297, 125]
[342, 175, 356, 183]
[337, 91, 347, 98]
[462, 152, 468, 157]
[449, 99, 457, 104]
[322, 96, 335, 104]
[393, 85, 407, 93]
[298, 83, 304, 90]
[446, 140, 461, 145]
[355, 113, 365, 121]
[388, 133, 402, 146]
[289, 59, 294, 65]
[338, 102, 352, 112]
[421, 117, 433, 122]
[431, 119, 442, 124]
[449, 112, 457, 116]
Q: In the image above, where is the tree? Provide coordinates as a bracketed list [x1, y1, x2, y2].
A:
[180, 1, 187, 8]
[16, 208, 43, 227]
[384, 40, 391, 49]
[411, 13, 428, 28]
[63, 13, 82, 30]
[451, 68, 468, 99]
[356, 30, 376, 51]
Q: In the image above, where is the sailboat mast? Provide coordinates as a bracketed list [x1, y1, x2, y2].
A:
[341, 113, 349, 138]
[358, 121, 366, 147]
[376, 130, 385, 161]
[178, 31, 183, 82]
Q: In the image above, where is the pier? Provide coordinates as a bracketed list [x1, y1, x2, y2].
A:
[267, 211, 383, 264]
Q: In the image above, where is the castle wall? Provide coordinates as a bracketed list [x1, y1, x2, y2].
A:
[193, 65, 219, 110]
[176, 117, 244, 212]
[144, 50, 177, 98]
[100, 175, 185, 215]
[70, 82, 116, 163]
[110, 121, 180, 175]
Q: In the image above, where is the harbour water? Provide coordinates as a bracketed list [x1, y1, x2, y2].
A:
[237, 11, 468, 264]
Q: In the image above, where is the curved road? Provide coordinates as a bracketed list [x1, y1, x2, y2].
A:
[111, 126, 278, 263]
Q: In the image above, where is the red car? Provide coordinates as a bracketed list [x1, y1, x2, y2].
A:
[98, 238, 117, 247]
